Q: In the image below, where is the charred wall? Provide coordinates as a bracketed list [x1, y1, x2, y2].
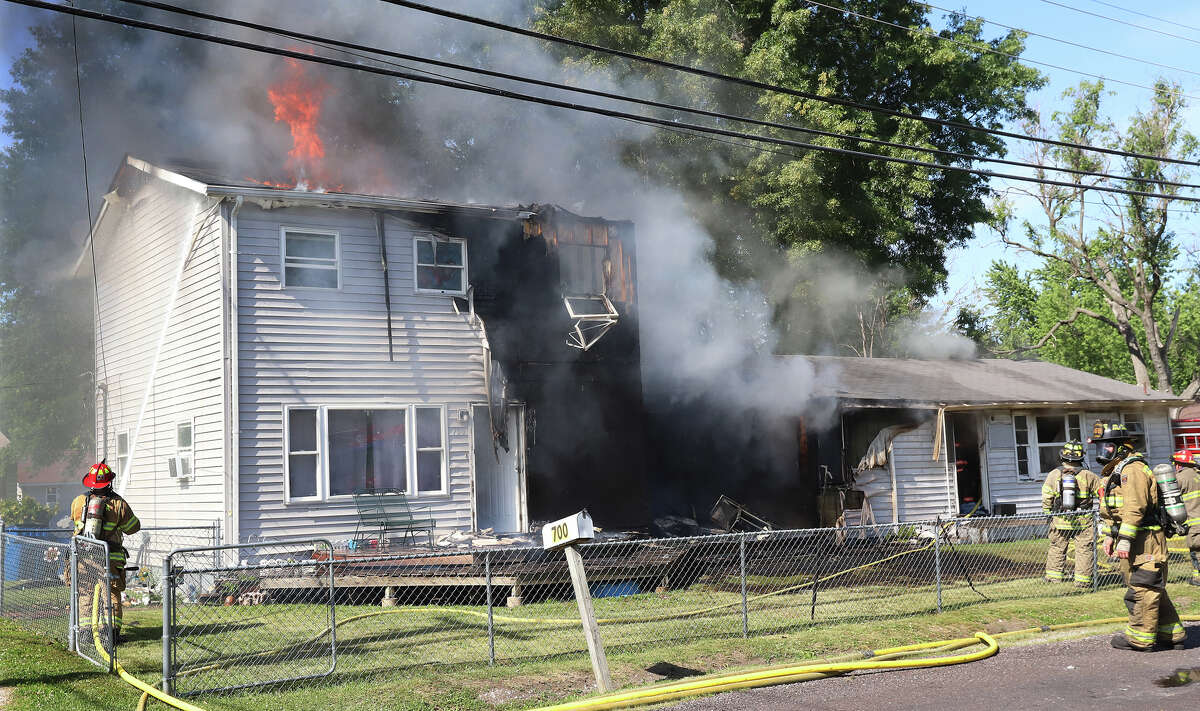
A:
[421, 211, 650, 529]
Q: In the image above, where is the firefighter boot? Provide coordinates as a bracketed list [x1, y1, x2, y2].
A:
[1110, 633, 1155, 652]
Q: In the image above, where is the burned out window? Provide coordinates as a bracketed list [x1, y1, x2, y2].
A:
[282, 228, 339, 289]
[414, 236, 467, 296]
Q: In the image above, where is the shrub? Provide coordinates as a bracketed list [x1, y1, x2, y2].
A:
[0, 496, 57, 526]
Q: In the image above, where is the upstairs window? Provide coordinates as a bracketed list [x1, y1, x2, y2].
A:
[282, 228, 339, 289]
[116, 431, 130, 478]
[414, 236, 467, 296]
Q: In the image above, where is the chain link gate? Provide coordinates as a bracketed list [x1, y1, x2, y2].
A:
[71, 535, 115, 670]
[163, 539, 336, 696]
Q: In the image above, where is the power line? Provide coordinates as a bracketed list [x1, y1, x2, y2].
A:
[115, 0, 1200, 192]
[70, 11, 107, 390]
[917, 0, 1200, 81]
[1084, 0, 1200, 36]
[377, 0, 1200, 168]
[8, 0, 1198, 205]
[1037, 0, 1200, 47]
[802, 0, 1199, 101]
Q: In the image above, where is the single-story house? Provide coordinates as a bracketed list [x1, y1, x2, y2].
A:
[78, 156, 649, 544]
[15, 454, 85, 523]
[796, 356, 1190, 525]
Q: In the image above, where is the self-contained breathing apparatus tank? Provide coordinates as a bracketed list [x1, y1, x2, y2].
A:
[81, 493, 106, 539]
[1151, 463, 1188, 535]
[1060, 471, 1077, 510]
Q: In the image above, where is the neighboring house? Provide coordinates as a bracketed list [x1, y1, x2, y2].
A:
[796, 356, 1190, 525]
[15, 455, 83, 523]
[78, 156, 649, 544]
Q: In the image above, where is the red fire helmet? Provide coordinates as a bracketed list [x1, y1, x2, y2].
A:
[1170, 449, 1200, 467]
[82, 461, 115, 489]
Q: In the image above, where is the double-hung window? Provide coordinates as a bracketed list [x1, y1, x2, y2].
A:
[414, 235, 467, 296]
[282, 228, 340, 289]
[116, 431, 130, 477]
[170, 420, 193, 479]
[46, 486, 58, 510]
[1120, 412, 1148, 454]
[284, 405, 448, 502]
[1013, 412, 1082, 480]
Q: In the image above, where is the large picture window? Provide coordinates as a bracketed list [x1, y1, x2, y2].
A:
[282, 228, 339, 289]
[284, 405, 447, 502]
[1013, 412, 1082, 480]
[414, 236, 467, 296]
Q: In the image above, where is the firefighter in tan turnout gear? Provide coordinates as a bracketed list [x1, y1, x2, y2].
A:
[1041, 441, 1100, 587]
[1172, 449, 1200, 586]
[69, 461, 141, 642]
[1094, 422, 1186, 651]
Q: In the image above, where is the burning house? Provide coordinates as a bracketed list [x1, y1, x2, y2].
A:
[798, 356, 1190, 525]
[77, 155, 649, 543]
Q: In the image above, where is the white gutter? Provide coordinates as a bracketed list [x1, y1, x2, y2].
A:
[226, 195, 244, 546]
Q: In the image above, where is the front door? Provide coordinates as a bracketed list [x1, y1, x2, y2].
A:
[473, 405, 526, 533]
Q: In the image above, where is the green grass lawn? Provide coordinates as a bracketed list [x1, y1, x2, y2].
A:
[3, 571, 1198, 711]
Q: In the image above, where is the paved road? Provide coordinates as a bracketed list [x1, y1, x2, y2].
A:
[667, 625, 1200, 710]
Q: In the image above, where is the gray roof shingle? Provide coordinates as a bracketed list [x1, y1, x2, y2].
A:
[792, 356, 1186, 408]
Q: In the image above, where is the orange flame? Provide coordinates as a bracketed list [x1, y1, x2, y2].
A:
[266, 58, 332, 190]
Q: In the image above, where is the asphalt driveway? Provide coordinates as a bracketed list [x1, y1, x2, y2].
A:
[667, 624, 1200, 710]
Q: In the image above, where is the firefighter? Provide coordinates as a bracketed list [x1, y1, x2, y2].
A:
[1172, 449, 1200, 587]
[1094, 422, 1186, 651]
[69, 461, 140, 642]
[1041, 441, 1100, 587]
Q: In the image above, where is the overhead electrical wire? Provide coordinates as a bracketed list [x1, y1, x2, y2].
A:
[1083, 0, 1200, 36]
[1037, 0, 1200, 48]
[13, 0, 1200, 204]
[376, 0, 1200, 168]
[114, 0, 1200, 192]
[916, 0, 1200, 80]
[802, 0, 1199, 101]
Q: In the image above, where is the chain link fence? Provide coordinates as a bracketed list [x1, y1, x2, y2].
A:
[0, 528, 72, 644]
[157, 510, 1185, 696]
[71, 536, 115, 670]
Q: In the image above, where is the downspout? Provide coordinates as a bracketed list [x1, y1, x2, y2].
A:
[374, 212, 395, 361]
[226, 195, 244, 545]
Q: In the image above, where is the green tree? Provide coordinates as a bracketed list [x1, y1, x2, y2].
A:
[988, 80, 1200, 395]
[537, 0, 1044, 350]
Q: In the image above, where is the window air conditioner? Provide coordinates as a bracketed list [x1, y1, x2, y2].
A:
[167, 455, 192, 480]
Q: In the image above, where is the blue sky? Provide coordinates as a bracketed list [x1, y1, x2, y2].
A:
[1, 1, 1197, 310]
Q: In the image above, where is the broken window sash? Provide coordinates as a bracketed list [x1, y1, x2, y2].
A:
[282, 229, 339, 289]
[564, 294, 619, 351]
[414, 235, 467, 295]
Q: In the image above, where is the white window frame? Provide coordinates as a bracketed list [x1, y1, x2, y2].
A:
[282, 404, 450, 503]
[280, 226, 341, 290]
[45, 486, 58, 509]
[116, 430, 130, 479]
[284, 406, 323, 502]
[413, 234, 468, 296]
[171, 418, 195, 479]
[1012, 411, 1083, 481]
[1120, 411, 1149, 456]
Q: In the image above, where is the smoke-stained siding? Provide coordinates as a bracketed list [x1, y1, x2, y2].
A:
[235, 206, 481, 542]
[91, 174, 225, 529]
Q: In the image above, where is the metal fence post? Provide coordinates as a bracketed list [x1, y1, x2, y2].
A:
[485, 551, 495, 665]
[211, 521, 221, 570]
[162, 557, 174, 695]
[68, 537, 78, 652]
[740, 533, 748, 638]
[933, 520, 943, 614]
[1091, 510, 1099, 593]
[0, 519, 6, 616]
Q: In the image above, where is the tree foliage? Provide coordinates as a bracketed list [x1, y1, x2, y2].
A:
[976, 80, 1200, 396]
[537, 0, 1044, 350]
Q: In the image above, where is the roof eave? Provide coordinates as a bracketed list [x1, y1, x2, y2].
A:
[204, 184, 536, 221]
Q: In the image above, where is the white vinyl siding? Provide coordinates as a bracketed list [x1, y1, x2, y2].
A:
[90, 170, 226, 529]
[237, 207, 481, 540]
[867, 417, 955, 525]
